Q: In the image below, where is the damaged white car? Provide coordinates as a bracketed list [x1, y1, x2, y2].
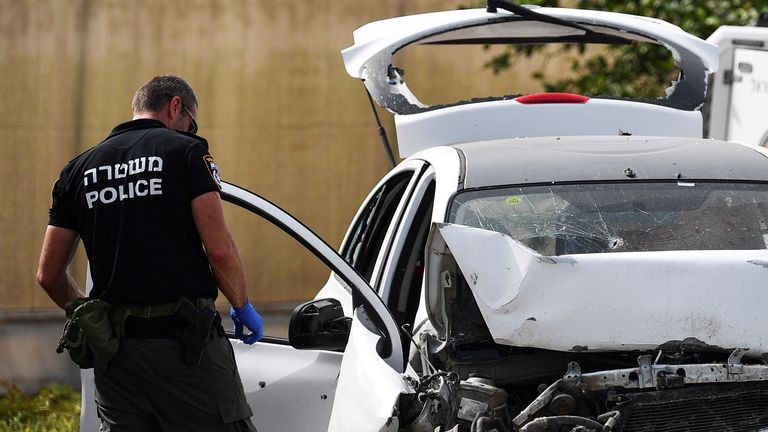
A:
[81, 2, 768, 432]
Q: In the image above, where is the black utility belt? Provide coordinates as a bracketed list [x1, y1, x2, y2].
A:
[123, 315, 186, 339]
[122, 297, 218, 339]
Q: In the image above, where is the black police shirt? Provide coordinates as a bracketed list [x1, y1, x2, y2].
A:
[48, 119, 221, 305]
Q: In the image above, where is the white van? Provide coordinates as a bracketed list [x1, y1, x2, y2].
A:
[706, 17, 768, 146]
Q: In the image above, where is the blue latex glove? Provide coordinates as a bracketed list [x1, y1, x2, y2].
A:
[230, 301, 263, 344]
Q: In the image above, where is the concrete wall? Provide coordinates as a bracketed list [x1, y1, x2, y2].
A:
[0, 311, 80, 393]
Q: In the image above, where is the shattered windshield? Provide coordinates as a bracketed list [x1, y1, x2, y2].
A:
[449, 182, 768, 255]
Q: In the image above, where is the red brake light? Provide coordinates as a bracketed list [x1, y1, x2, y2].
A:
[515, 93, 590, 104]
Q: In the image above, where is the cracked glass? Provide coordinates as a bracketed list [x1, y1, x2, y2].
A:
[449, 182, 768, 255]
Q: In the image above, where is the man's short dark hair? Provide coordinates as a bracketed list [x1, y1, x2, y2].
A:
[132, 75, 198, 114]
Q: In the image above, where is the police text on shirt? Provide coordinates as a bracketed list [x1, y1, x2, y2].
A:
[83, 156, 164, 209]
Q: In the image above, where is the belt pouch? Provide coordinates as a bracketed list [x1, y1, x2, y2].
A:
[57, 298, 119, 369]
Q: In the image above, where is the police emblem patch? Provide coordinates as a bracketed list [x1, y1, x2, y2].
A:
[203, 155, 222, 190]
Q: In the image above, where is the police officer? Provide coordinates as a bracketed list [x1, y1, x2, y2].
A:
[37, 75, 263, 431]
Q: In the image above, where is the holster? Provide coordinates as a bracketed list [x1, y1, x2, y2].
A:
[174, 297, 222, 368]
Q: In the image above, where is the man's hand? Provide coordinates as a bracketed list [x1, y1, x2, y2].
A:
[230, 301, 263, 344]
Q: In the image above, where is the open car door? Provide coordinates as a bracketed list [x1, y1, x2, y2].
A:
[80, 181, 410, 432]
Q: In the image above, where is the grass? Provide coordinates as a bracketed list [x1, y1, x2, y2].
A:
[0, 384, 80, 432]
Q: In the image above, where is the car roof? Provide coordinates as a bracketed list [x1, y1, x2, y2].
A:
[449, 136, 768, 188]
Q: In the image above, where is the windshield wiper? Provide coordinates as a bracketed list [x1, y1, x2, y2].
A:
[486, 0, 630, 45]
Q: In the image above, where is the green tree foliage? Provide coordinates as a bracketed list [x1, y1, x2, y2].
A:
[485, 1, 762, 98]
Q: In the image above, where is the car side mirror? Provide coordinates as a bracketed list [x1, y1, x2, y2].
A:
[289, 298, 351, 350]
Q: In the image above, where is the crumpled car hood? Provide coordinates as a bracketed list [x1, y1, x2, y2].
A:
[427, 223, 768, 356]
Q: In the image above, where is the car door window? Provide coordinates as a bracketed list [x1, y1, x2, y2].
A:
[340, 162, 427, 285]
[378, 170, 435, 333]
[388, 182, 434, 331]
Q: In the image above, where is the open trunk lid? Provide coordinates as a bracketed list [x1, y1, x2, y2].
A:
[342, 4, 719, 157]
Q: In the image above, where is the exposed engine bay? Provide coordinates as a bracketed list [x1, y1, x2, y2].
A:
[398, 345, 768, 431]
[398, 237, 768, 432]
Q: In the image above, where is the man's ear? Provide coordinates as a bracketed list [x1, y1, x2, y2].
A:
[166, 96, 182, 120]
